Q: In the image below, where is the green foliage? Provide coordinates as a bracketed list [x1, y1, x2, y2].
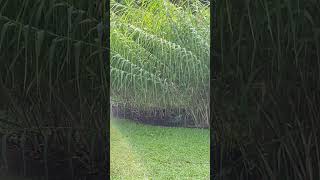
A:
[0, 0, 107, 178]
[213, 0, 320, 179]
[110, 0, 210, 126]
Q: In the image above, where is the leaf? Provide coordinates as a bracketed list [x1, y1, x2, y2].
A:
[0, 22, 12, 51]
[35, 30, 45, 60]
[35, 30, 45, 92]
[35, 0, 45, 26]
[74, 41, 81, 97]
[48, 39, 57, 103]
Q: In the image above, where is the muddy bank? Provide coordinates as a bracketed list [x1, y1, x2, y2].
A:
[111, 103, 208, 128]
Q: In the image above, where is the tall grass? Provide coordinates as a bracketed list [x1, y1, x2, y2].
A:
[0, 0, 107, 179]
[110, 0, 210, 127]
[213, 0, 320, 179]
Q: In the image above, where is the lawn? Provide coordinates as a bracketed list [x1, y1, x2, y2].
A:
[110, 118, 210, 179]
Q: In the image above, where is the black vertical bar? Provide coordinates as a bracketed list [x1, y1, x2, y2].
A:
[210, 0, 216, 179]
[105, 0, 110, 178]
[98, 0, 109, 179]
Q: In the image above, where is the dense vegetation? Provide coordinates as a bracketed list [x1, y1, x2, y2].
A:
[213, 0, 320, 179]
[0, 0, 107, 179]
[4, 0, 319, 179]
[110, 118, 209, 179]
[110, 0, 210, 127]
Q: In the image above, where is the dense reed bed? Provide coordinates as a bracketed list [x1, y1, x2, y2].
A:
[110, 0, 210, 127]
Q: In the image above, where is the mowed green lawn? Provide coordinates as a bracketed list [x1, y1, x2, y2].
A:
[110, 118, 210, 180]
